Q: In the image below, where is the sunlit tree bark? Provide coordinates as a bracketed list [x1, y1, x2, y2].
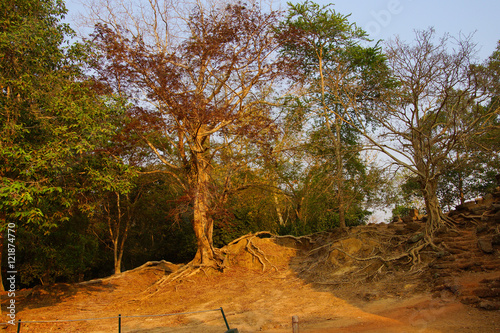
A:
[91, 2, 283, 267]
[371, 29, 498, 237]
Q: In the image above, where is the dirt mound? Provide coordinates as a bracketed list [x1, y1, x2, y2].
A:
[222, 233, 297, 271]
[216, 186, 500, 307]
[3, 189, 500, 332]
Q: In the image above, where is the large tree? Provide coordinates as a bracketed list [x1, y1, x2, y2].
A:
[276, 1, 391, 228]
[91, 2, 283, 268]
[423, 41, 500, 211]
[371, 29, 498, 238]
[0, 0, 117, 287]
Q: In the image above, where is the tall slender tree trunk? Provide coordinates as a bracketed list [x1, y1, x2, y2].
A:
[335, 115, 346, 229]
[458, 173, 465, 205]
[111, 192, 131, 275]
[274, 193, 285, 226]
[114, 192, 122, 275]
[272, 178, 285, 226]
[457, 152, 465, 205]
[318, 54, 346, 229]
[115, 232, 128, 275]
[113, 242, 121, 274]
[107, 192, 128, 275]
[0, 231, 4, 292]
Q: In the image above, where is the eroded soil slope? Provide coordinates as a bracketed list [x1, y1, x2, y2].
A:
[2, 188, 500, 332]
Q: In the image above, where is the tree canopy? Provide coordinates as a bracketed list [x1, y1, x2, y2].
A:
[2, 0, 499, 287]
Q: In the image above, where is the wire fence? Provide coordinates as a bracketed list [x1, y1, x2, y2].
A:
[2, 307, 238, 332]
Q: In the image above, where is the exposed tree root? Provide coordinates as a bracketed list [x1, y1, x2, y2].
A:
[127, 260, 177, 274]
[408, 241, 427, 266]
[328, 246, 410, 263]
[274, 233, 315, 245]
[138, 262, 221, 300]
[245, 237, 279, 272]
[226, 231, 275, 246]
[139, 232, 280, 299]
[296, 221, 451, 280]
[143, 231, 310, 293]
[440, 213, 456, 226]
[78, 260, 175, 287]
[138, 219, 460, 299]
[225, 231, 283, 272]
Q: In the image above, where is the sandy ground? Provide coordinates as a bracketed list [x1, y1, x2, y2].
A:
[2, 259, 499, 333]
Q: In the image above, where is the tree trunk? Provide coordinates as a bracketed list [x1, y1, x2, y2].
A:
[421, 178, 444, 236]
[191, 150, 218, 267]
[116, 197, 131, 275]
[0, 231, 4, 292]
[335, 115, 346, 229]
[110, 192, 127, 275]
[114, 193, 121, 274]
[458, 173, 465, 205]
[114, 241, 121, 275]
[273, 192, 285, 226]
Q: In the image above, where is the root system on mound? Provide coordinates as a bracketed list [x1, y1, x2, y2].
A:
[140, 187, 500, 303]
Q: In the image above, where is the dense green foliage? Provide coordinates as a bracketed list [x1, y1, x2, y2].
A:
[275, 1, 393, 229]
[1, 0, 498, 287]
[0, 0, 106, 285]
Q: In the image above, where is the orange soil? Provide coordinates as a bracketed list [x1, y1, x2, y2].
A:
[3, 236, 499, 332]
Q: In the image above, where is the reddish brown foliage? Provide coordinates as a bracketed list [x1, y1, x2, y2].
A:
[91, 3, 286, 265]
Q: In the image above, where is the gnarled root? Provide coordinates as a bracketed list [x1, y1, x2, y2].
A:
[139, 254, 224, 299]
[224, 231, 279, 272]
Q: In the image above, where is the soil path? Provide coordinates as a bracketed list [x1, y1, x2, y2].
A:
[3, 264, 499, 332]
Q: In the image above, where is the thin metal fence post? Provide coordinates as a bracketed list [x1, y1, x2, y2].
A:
[8, 307, 231, 332]
[220, 307, 230, 330]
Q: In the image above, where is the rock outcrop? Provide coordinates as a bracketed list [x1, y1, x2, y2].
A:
[429, 175, 500, 310]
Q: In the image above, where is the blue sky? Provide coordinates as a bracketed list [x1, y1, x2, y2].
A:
[306, 0, 500, 60]
[65, 0, 500, 60]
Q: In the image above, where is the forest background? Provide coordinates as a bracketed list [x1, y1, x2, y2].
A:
[1, 0, 499, 289]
